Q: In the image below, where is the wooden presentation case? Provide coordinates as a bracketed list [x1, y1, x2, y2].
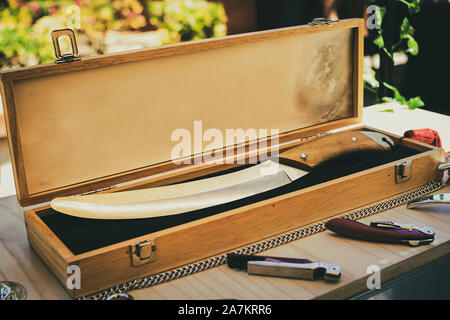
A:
[0, 19, 445, 298]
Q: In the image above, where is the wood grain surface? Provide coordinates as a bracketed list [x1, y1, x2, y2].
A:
[0, 25, 448, 298]
[22, 124, 444, 298]
[279, 131, 389, 169]
[130, 196, 450, 300]
[1, 186, 448, 300]
[0, 105, 449, 299]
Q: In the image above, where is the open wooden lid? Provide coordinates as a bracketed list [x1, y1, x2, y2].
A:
[0, 18, 364, 206]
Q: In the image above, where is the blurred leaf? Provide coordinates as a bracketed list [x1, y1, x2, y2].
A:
[380, 82, 424, 110]
[364, 0, 422, 108]
[382, 82, 406, 104]
[376, 6, 386, 26]
[373, 33, 384, 49]
[406, 96, 424, 109]
[147, 0, 227, 43]
[363, 62, 379, 89]
[382, 46, 393, 60]
[400, 17, 414, 39]
[1, 0, 228, 68]
[406, 35, 419, 55]
[381, 96, 396, 103]
[397, 0, 421, 14]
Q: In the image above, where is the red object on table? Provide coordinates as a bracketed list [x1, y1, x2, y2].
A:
[404, 128, 449, 156]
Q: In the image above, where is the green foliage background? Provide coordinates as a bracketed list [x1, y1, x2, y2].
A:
[364, 0, 424, 109]
[1, 0, 427, 110]
[0, 0, 228, 69]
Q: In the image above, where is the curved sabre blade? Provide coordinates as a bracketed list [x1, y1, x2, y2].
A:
[51, 131, 394, 219]
[67, 160, 282, 205]
[51, 162, 296, 219]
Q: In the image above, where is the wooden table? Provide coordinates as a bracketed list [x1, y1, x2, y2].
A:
[0, 105, 449, 300]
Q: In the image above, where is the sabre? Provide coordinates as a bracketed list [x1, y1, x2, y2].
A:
[51, 131, 394, 219]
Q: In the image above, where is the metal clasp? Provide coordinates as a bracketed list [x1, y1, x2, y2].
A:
[129, 239, 157, 266]
[438, 157, 450, 172]
[51, 28, 81, 64]
[395, 160, 412, 183]
[370, 221, 435, 235]
[308, 18, 340, 26]
[370, 221, 435, 247]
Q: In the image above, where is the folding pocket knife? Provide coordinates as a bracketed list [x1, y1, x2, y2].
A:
[226, 253, 341, 281]
[407, 193, 450, 209]
[325, 218, 435, 247]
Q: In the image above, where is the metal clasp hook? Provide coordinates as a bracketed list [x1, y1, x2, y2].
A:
[51, 28, 81, 64]
[309, 18, 340, 26]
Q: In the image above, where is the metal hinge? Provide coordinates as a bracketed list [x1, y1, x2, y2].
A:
[308, 18, 340, 26]
[301, 132, 329, 142]
[395, 160, 412, 183]
[77, 186, 116, 196]
[438, 155, 450, 171]
[129, 239, 157, 267]
[51, 28, 81, 64]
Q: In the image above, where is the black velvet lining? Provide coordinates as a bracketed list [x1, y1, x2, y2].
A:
[39, 145, 420, 255]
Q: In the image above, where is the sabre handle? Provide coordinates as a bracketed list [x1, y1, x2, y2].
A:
[279, 131, 394, 170]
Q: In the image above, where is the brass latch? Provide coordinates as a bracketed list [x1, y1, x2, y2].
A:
[396, 160, 412, 183]
[129, 239, 157, 266]
[51, 28, 81, 64]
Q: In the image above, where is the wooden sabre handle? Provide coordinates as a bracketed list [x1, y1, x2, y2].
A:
[279, 131, 391, 170]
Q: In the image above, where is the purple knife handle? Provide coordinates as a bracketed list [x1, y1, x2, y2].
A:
[226, 253, 312, 270]
[325, 218, 434, 244]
